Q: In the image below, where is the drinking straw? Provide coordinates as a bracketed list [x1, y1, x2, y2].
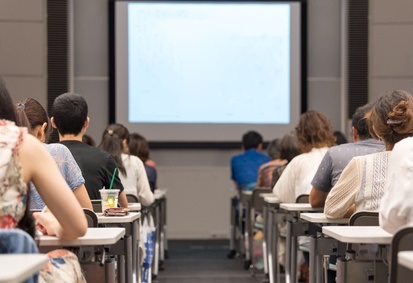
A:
[109, 167, 117, 190]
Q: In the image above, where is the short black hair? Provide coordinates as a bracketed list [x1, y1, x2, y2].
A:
[352, 103, 374, 140]
[242, 131, 263, 150]
[51, 93, 88, 136]
[0, 77, 17, 123]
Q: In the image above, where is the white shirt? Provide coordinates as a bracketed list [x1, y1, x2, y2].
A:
[380, 137, 413, 234]
[272, 147, 328, 203]
[120, 153, 154, 206]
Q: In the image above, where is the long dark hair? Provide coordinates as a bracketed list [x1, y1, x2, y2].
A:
[99, 124, 130, 177]
[0, 77, 35, 238]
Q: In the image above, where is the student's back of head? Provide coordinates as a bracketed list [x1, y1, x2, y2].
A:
[295, 110, 336, 153]
[16, 98, 53, 142]
[51, 93, 88, 136]
[352, 103, 375, 140]
[242, 130, 263, 150]
[129, 133, 150, 162]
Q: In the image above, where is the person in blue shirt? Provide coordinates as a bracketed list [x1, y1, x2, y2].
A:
[231, 130, 271, 191]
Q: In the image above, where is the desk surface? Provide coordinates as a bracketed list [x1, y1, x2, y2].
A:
[128, 203, 141, 211]
[0, 254, 48, 283]
[242, 191, 253, 196]
[322, 226, 392, 244]
[38, 227, 125, 246]
[300, 213, 349, 224]
[97, 212, 141, 224]
[264, 196, 280, 204]
[280, 203, 323, 212]
[398, 251, 413, 271]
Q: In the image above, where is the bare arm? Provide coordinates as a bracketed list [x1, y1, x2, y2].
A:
[118, 190, 129, 208]
[309, 187, 329, 208]
[73, 184, 93, 210]
[20, 134, 87, 240]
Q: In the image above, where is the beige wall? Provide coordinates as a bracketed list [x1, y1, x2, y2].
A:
[2, 0, 412, 239]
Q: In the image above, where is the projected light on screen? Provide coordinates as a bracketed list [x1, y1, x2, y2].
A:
[112, 1, 303, 143]
[128, 3, 290, 124]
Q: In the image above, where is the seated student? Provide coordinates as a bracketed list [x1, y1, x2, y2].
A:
[310, 103, 385, 208]
[129, 133, 157, 192]
[256, 138, 288, 188]
[231, 130, 271, 191]
[333, 130, 348, 145]
[15, 98, 92, 210]
[272, 110, 336, 203]
[99, 124, 154, 207]
[50, 92, 128, 208]
[271, 131, 301, 187]
[0, 77, 87, 282]
[325, 89, 413, 219]
[82, 134, 96, 147]
[380, 137, 413, 233]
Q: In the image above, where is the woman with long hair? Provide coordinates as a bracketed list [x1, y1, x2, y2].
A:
[99, 124, 154, 206]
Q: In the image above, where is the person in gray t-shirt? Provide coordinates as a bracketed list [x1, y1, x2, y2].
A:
[309, 103, 385, 207]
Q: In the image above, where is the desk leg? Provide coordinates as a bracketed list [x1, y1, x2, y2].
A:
[153, 201, 161, 277]
[244, 200, 252, 268]
[285, 220, 292, 283]
[267, 208, 274, 283]
[133, 220, 140, 283]
[290, 233, 297, 283]
[125, 234, 133, 283]
[230, 197, 237, 252]
[263, 205, 269, 280]
[160, 197, 167, 262]
[309, 235, 317, 283]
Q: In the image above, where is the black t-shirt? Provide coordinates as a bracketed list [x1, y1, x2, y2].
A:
[60, 140, 124, 199]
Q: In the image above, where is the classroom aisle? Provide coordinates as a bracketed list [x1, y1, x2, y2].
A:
[156, 239, 264, 283]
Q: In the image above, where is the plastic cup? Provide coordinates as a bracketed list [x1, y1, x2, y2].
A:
[99, 189, 120, 211]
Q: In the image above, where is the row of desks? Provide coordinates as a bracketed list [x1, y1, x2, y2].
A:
[240, 191, 413, 283]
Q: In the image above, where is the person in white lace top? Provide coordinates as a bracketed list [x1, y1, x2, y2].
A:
[325, 90, 413, 219]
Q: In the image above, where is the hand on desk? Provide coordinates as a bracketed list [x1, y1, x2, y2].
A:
[33, 208, 63, 238]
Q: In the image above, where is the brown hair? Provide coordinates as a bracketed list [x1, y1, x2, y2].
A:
[16, 98, 53, 142]
[367, 89, 413, 150]
[129, 133, 150, 162]
[295, 110, 336, 153]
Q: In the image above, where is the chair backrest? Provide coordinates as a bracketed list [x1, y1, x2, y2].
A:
[83, 208, 98, 227]
[251, 187, 271, 213]
[295, 194, 309, 204]
[126, 194, 139, 203]
[0, 229, 39, 283]
[390, 226, 413, 283]
[349, 211, 379, 226]
[91, 199, 102, 213]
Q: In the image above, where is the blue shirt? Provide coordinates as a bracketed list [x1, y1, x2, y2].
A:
[29, 143, 85, 209]
[231, 149, 271, 190]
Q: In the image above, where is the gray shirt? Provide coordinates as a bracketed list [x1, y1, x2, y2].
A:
[311, 139, 385, 193]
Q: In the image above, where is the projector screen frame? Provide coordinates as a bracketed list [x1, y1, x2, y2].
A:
[108, 0, 307, 149]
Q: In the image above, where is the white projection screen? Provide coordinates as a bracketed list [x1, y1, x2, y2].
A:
[111, 0, 305, 146]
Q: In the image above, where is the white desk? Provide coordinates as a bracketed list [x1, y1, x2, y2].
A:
[97, 212, 141, 283]
[97, 212, 141, 224]
[0, 254, 48, 283]
[280, 203, 323, 283]
[39, 228, 131, 283]
[128, 203, 141, 212]
[322, 226, 392, 244]
[399, 251, 413, 270]
[300, 213, 349, 224]
[300, 213, 349, 283]
[280, 203, 323, 212]
[263, 195, 282, 283]
[38, 227, 125, 246]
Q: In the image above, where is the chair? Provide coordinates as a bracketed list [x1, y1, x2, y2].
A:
[349, 211, 379, 226]
[91, 199, 102, 213]
[126, 194, 139, 203]
[295, 194, 309, 204]
[83, 208, 98, 227]
[390, 226, 413, 283]
[251, 187, 272, 215]
[347, 211, 379, 251]
[0, 229, 40, 283]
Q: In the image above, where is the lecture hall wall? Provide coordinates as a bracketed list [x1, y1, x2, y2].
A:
[1, 0, 412, 239]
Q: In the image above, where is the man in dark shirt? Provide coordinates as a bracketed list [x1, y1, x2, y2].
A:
[51, 92, 128, 207]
